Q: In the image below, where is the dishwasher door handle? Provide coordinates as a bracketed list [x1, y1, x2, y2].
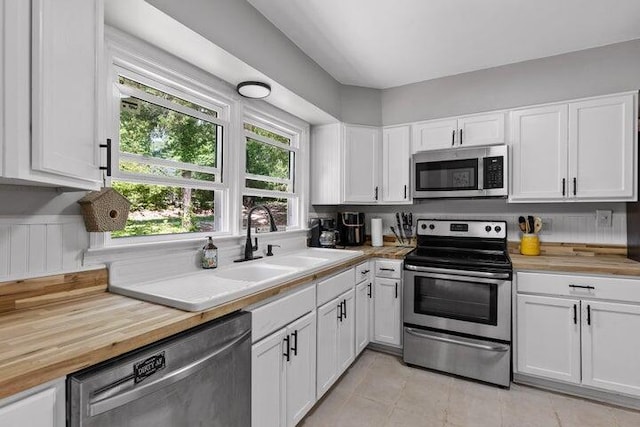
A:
[88, 329, 251, 417]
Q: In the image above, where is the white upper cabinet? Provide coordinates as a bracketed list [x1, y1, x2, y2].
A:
[0, 0, 103, 190]
[412, 112, 505, 153]
[568, 94, 636, 201]
[510, 104, 568, 201]
[310, 123, 343, 205]
[382, 125, 411, 203]
[343, 125, 380, 203]
[509, 92, 637, 203]
[412, 118, 457, 152]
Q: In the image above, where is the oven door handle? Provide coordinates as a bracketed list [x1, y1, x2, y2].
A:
[404, 264, 511, 280]
[405, 328, 509, 352]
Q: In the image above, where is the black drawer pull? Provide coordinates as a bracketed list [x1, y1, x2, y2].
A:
[367, 283, 372, 298]
[587, 304, 591, 325]
[379, 268, 395, 272]
[573, 304, 577, 324]
[395, 282, 398, 299]
[569, 285, 595, 290]
[360, 270, 370, 275]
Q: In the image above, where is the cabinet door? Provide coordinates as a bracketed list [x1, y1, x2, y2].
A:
[568, 94, 636, 201]
[0, 381, 63, 427]
[516, 295, 580, 383]
[316, 297, 340, 398]
[337, 289, 356, 374]
[355, 281, 372, 355]
[252, 329, 287, 427]
[382, 126, 411, 203]
[582, 301, 640, 396]
[285, 311, 316, 427]
[31, 0, 102, 185]
[343, 125, 380, 203]
[411, 118, 457, 152]
[373, 277, 401, 346]
[457, 112, 505, 148]
[509, 104, 568, 202]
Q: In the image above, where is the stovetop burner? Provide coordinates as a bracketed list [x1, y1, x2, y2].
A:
[405, 219, 512, 273]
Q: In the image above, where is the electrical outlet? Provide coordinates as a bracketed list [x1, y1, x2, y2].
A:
[596, 210, 613, 228]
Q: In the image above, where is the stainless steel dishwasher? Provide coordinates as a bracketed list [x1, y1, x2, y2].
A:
[68, 311, 251, 427]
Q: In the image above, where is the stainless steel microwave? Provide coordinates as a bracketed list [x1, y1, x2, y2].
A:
[412, 145, 508, 199]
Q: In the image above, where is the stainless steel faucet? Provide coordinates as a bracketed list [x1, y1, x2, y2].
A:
[234, 205, 278, 262]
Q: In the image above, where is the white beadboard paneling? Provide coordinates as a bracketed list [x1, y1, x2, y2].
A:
[0, 215, 89, 281]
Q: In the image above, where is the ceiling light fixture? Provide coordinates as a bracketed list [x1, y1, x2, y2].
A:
[236, 81, 271, 99]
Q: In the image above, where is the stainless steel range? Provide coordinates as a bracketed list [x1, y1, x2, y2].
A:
[403, 219, 512, 387]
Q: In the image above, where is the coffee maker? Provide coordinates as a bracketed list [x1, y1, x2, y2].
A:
[308, 218, 340, 248]
[337, 212, 366, 246]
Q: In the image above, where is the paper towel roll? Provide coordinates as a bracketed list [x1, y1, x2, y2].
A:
[371, 218, 383, 247]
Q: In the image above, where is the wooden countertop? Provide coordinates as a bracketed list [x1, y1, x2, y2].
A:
[0, 246, 407, 399]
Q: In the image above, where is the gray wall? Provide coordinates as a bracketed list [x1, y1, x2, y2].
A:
[382, 38, 640, 125]
[147, 0, 344, 121]
[340, 85, 382, 126]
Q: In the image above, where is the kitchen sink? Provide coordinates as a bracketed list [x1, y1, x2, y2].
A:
[263, 255, 329, 268]
[214, 263, 297, 282]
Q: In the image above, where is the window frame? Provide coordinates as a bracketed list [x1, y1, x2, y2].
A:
[101, 41, 232, 246]
[241, 108, 305, 231]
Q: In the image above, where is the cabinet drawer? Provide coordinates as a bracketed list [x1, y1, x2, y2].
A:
[355, 262, 372, 284]
[375, 260, 402, 279]
[317, 268, 355, 306]
[517, 272, 640, 304]
[250, 284, 315, 343]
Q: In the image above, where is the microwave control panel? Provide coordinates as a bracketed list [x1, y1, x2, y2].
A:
[483, 156, 504, 189]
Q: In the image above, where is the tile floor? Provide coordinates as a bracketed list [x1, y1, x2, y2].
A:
[300, 350, 640, 427]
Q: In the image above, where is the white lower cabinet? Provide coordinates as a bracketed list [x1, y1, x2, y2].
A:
[516, 272, 640, 398]
[0, 379, 65, 427]
[355, 279, 372, 355]
[317, 289, 355, 399]
[582, 301, 640, 396]
[516, 294, 581, 383]
[252, 311, 316, 427]
[373, 277, 402, 347]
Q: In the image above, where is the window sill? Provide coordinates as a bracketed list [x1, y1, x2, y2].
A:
[83, 228, 309, 266]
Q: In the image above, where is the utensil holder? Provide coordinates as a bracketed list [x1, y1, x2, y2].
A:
[520, 233, 540, 256]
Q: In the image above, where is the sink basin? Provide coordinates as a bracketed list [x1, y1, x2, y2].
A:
[215, 263, 297, 282]
[263, 255, 329, 268]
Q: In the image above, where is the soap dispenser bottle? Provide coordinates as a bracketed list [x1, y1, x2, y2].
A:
[201, 237, 218, 269]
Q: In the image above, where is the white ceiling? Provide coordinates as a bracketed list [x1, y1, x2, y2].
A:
[248, 0, 640, 89]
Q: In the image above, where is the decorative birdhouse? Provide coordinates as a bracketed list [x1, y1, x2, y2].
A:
[78, 188, 131, 232]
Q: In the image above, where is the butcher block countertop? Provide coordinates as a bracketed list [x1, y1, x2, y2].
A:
[0, 245, 409, 400]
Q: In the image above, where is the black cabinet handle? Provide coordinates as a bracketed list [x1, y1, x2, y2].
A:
[573, 304, 577, 324]
[380, 268, 395, 272]
[395, 282, 398, 299]
[361, 270, 370, 275]
[283, 335, 290, 362]
[99, 138, 112, 177]
[337, 302, 343, 322]
[573, 177, 577, 196]
[367, 283, 372, 298]
[562, 178, 566, 196]
[459, 129, 463, 145]
[404, 185, 407, 199]
[451, 130, 455, 146]
[587, 304, 591, 325]
[374, 186, 379, 201]
[342, 300, 347, 320]
[291, 330, 298, 356]
[569, 284, 595, 290]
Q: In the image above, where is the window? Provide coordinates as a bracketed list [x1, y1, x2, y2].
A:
[242, 117, 300, 230]
[111, 74, 227, 239]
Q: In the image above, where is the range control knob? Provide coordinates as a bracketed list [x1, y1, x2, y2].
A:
[421, 224, 427, 230]
[429, 224, 435, 230]
[485, 226, 492, 232]
[495, 226, 502, 233]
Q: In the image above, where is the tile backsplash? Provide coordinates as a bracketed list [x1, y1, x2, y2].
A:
[312, 199, 627, 245]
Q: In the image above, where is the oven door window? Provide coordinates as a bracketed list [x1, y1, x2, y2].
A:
[413, 276, 497, 325]
[416, 158, 478, 191]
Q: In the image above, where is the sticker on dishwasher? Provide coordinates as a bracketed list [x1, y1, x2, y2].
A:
[133, 352, 166, 383]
